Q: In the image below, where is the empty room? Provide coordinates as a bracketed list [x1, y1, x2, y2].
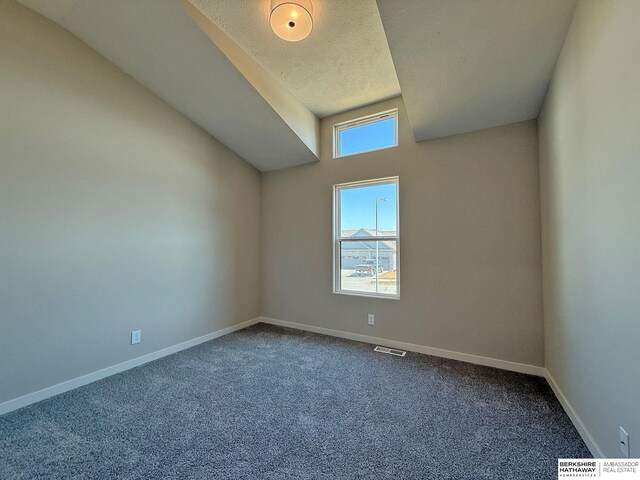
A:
[1, 0, 638, 478]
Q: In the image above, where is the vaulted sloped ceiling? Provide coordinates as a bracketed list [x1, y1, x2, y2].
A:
[376, 0, 577, 142]
[20, 0, 579, 164]
[19, 0, 319, 172]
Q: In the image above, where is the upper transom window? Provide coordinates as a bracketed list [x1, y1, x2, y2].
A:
[333, 109, 398, 158]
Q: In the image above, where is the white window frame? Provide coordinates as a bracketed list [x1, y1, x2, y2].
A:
[333, 108, 398, 159]
[333, 176, 400, 300]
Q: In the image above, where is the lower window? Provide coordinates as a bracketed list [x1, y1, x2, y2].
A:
[333, 177, 399, 299]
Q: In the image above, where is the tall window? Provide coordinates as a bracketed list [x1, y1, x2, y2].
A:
[334, 177, 400, 299]
[333, 109, 398, 158]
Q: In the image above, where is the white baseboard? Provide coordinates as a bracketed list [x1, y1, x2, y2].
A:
[259, 316, 545, 377]
[1, 314, 604, 459]
[0, 317, 261, 417]
[544, 369, 604, 458]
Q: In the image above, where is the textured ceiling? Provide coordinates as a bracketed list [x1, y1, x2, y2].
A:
[19, 0, 318, 171]
[190, 0, 401, 118]
[377, 0, 577, 142]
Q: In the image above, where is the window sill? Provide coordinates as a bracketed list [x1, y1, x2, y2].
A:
[333, 290, 400, 301]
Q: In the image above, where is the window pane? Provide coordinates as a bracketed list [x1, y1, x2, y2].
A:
[338, 117, 396, 157]
[340, 182, 397, 238]
[339, 240, 397, 296]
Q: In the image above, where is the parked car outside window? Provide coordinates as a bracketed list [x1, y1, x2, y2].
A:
[355, 259, 383, 276]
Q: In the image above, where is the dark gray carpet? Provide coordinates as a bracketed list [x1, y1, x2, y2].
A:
[1, 323, 590, 479]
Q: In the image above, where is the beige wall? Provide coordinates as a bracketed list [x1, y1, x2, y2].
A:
[261, 98, 544, 366]
[539, 0, 640, 458]
[0, 1, 261, 403]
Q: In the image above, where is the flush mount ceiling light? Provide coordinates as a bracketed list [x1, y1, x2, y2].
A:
[270, 0, 313, 42]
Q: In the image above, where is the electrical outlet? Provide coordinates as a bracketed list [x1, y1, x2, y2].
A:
[620, 426, 630, 458]
[131, 329, 141, 345]
[367, 314, 375, 325]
